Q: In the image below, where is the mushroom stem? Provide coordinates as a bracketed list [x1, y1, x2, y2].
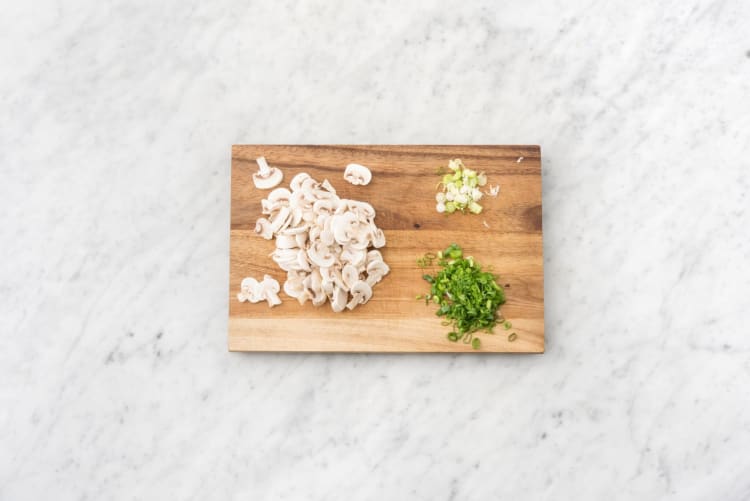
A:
[256, 157, 271, 176]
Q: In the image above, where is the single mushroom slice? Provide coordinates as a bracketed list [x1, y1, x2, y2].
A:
[278, 224, 308, 236]
[319, 228, 335, 246]
[260, 275, 282, 307]
[269, 206, 291, 234]
[307, 241, 335, 268]
[345, 200, 376, 219]
[331, 212, 357, 244]
[344, 163, 372, 186]
[366, 259, 390, 287]
[253, 157, 284, 189]
[296, 249, 312, 271]
[330, 285, 348, 313]
[346, 280, 373, 310]
[342, 264, 360, 290]
[313, 199, 336, 215]
[294, 232, 308, 249]
[255, 218, 274, 240]
[272, 248, 298, 271]
[366, 249, 384, 263]
[283, 275, 305, 299]
[290, 172, 311, 191]
[267, 187, 291, 204]
[306, 270, 327, 306]
[275, 234, 298, 249]
[238, 277, 264, 303]
[370, 227, 386, 248]
[341, 245, 366, 268]
[330, 264, 346, 290]
[290, 207, 303, 226]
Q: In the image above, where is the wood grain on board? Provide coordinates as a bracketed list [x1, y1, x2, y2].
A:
[229, 145, 544, 353]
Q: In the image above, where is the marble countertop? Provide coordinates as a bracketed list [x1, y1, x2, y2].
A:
[2, 1, 749, 499]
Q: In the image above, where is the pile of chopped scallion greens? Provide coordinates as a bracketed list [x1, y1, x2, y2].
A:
[416, 244, 508, 349]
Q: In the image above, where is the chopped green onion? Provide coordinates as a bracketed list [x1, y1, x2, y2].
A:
[508, 332, 517, 342]
[471, 338, 481, 350]
[503, 321, 512, 330]
[418, 244, 507, 350]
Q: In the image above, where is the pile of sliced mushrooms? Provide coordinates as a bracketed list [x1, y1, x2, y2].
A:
[238, 158, 389, 312]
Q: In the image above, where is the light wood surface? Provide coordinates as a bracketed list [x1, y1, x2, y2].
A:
[229, 145, 544, 352]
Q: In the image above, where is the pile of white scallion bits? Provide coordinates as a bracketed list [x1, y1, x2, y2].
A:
[435, 158, 488, 214]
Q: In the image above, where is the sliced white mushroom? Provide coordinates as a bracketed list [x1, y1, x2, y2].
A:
[341, 246, 366, 268]
[253, 157, 284, 189]
[346, 280, 372, 310]
[344, 163, 372, 186]
[307, 270, 327, 306]
[255, 218, 273, 240]
[243, 168, 389, 310]
[366, 249, 384, 263]
[238, 277, 263, 303]
[269, 206, 291, 234]
[272, 248, 298, 271]
[283, 275, 305, 299]
[267, 187, 291, 204]
[365, 259, 390, 287]
[259, 275, 282, 307]
[331, 212, 357, 244]
[345, 200, 375, 219]
[331, 286, 348, 312]
[307, 241, 335, 268]
[289, 172, 311, 191]
[294, 232, 307, 249]
[342, 264, 360, 290]
[370, 227, 386, 248]
[275, 234, 298, 249]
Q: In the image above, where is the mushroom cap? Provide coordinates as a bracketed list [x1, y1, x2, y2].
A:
[344, 163, 372, 186]
[253, 166, 283, 189]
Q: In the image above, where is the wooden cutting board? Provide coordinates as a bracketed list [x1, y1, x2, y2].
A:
[229, 145, 544, 353]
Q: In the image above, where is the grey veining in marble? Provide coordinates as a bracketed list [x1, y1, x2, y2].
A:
[2, 0, 750, 499]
